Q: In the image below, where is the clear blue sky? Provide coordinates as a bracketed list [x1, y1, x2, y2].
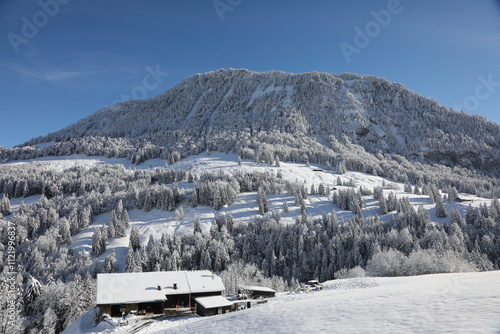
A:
[1, 0, 499, 148]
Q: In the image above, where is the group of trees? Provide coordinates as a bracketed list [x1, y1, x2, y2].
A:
[112, 195, 500, 286]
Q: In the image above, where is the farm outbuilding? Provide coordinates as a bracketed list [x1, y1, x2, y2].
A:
[240, 286, 276, 299]
[195, 296, 233, 316]
[96, 270, 225, 317]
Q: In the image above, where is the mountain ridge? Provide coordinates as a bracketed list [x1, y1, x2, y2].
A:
[16, 69, 500, 175]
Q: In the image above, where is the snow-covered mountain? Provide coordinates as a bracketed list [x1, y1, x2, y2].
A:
[2, 69, 500, 334]
[23, 69, 500, 173]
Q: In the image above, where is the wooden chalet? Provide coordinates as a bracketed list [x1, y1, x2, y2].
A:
[96, 270, 225, 317]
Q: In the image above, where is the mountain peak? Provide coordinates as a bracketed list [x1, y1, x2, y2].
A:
[21, 69, 500, 173]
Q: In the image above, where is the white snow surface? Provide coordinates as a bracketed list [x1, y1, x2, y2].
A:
[67, 271, 500, 334]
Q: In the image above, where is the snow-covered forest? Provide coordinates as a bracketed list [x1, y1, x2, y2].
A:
[1, 69, 500, 333]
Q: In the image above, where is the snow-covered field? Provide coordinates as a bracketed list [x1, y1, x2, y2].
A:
[65, 271, 500, 334]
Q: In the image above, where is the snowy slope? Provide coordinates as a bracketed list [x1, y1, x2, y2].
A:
[66, 271, 500, 334]
[43, 152, 491, 270]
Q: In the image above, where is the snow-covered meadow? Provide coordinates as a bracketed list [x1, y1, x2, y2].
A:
[65, 271, 500, 334]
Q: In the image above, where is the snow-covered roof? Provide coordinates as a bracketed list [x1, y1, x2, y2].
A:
[241, 286, 276, 293]
[96, 272, 167, 305]
[195, 296, 233, 309]
[96, 271, 224, 305]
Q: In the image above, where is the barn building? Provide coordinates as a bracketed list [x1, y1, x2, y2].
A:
[240, 286, 276, 299]
[194, 296, 233, 316]
[96, 270, 225, 317]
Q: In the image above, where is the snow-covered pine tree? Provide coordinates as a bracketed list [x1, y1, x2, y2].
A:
[448, 186, 460, 202]
[42, 307, 57, 334]
[194, 218, 202, 234]
[91, 228, 104, 256]
[318, 183, 325, 196]
[176, 206, 184, 220]
[191, 188, 198, 207]
[125, 246, 136, 273]
[99, 225, 108, 252]
[379, 196, 388, 215]
[104, 249, 117, 273]
[337, 176, 343, 186]
[336, 160, 346, 174]
[435, 195, 447, 218]
[283, 201, 289, 214]
[58, 218, 72, 245]
[0, 194, 11, 215]
[387, 192, 398, 212]
[129, 227, 141, 252]
[257, 186, 268, 215]
[23, 275, 42, 315]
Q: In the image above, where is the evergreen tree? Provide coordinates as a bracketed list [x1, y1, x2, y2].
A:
[42, 307, 57, 334]
[191, 188, 198, 208]
[194, 218, 202, 234]
[387, 192, 398, 212]
[318, 183, 325, 196]
[107, 220, 116, 239]
[283, 201, 289, 214]
[448, 186, 460, 202]
[435, 195, 447, 218]
[336, 160, 346, 174]
[129, 227, 141, 252]
[91, 228, 104, 256]
[0, 194, 11, 216]
[104, 249, 117, 273]
[58, 219, 72, 245]
[310, 184, 316, 195]
[125, 246, 136, 273]
[99, 225, 108, 252]
[379, 196, 388, 215]
[176, 206, 184, 221]
[337, 176, 343, 186]
[257, 187, 268, 215]
[23, 275, 42, 315]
